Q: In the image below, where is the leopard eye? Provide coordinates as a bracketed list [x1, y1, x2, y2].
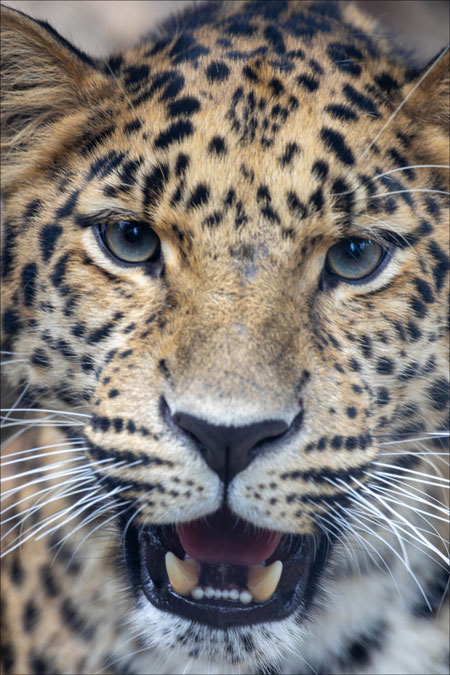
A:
[325, 238, 385, 281]
[99, 220, 160, 264]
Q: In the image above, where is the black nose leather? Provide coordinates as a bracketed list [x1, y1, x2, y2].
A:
[171, 411, 288, 483]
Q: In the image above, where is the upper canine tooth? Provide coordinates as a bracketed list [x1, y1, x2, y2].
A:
[248, 561, 283, 602]
[165, 552, 199, 596]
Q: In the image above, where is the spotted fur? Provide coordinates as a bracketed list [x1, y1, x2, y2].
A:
[1, 2, 449, 674]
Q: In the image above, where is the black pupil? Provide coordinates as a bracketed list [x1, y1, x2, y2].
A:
[344, 240, 370, 260]
[121, 221, 144, 243]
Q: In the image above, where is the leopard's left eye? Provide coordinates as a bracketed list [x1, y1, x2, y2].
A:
[98, 220, 160, 264]
[325, 238, 386, 281]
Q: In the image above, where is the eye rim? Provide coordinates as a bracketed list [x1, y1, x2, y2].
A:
[94, 220, 163, 272]
[324, 237, 392, 285]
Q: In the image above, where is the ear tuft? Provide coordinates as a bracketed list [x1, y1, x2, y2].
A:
[1, 5, 109, 190]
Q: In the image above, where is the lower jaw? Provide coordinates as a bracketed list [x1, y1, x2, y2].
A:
[123, 520, 331, 629]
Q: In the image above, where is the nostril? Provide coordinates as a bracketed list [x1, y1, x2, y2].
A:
[168, 406, 293, 483]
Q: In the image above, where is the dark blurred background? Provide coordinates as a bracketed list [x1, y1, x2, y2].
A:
[5, 1, 450, 63]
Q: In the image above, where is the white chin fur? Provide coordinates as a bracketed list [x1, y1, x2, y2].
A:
[128, 595, 305, 675]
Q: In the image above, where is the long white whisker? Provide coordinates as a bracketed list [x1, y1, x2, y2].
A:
[1, 407, 91, 418]
[1, 456, 89, 482]
[373, 470, 448, 488]
[353, 478, 448, 564]
[1, 474, 95, 517]
[372, 472, 449, 513]
[1, 459, 117, 498]
[1, 384, 30, 424]
[1, 439, 85, 460]
[338, 499, 432, 610]
[374, 462, 449, 483]
[372, 165, 450, 180]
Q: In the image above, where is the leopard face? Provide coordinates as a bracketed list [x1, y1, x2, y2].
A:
[1, 2, 449, 673]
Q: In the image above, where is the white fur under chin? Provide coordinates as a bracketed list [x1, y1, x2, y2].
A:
[129, 597, 306, 675]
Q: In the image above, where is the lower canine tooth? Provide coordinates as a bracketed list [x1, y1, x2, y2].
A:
[165, 552, 199, 596]
[248, 560, 283, 602]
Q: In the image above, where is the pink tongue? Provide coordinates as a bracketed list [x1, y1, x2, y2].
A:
[177, 508, 282, 565]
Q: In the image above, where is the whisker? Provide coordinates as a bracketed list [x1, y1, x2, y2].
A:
[1, 459, 117, 498]
[1, 384, 30, 424]
[372, 165, 450, 181]
[373, 472, 449, 512]
[1, 440, 86, 462]
[1, 456, 89, 482]
[1, 407, 91, 418]
[352, 477, 448, 564]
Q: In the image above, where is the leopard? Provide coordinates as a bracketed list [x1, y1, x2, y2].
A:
[1, 1, 449, 674]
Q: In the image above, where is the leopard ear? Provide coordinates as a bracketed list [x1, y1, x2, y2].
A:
[402, 47, 449, 179]
[0, 5, 111, 190]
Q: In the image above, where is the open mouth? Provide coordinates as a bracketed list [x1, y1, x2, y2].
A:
[126, 507, 330, 628]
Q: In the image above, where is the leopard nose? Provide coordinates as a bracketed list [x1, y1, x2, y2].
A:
[171, 411, 288, 483]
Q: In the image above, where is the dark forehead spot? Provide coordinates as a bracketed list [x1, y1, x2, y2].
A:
[154, 120, 194, 150]
[208, 136, 227, 156]
[374, 72, 400, 95]
[123, 64, 150, 89]
[123, 118, 142, 135]
[279, 142, 301, 167]
[168, 97, 201, 117]
[55, 189, 80, 219]
[21, 263, 38, 307]
[133, 70, 184, 106]
[286, 191, 307, 219]
[387, 148, 415, 180]
[327, 42, 363, 76]
[187, 184, 210, 209]
[169, 33, 196, 57]
[143, 163, 170, 208]
[159, 73, 185, 102]
[226, 17, 256, 38]
[206, 61, 230, 82]
[1, 222, 17, 279]
[282, 7, 334, 41]
[324, 104, 358, 122]
[40, 225, 62, 262]
[312, 160, 329, 181]
[24, 199, 43, 219]
[343, 84, 380, 118]
[263, 25, 286, 54]
[242, 65, 259, 83]
[88, 152, 125, 181]
[320, 127, 355, 166]
[175, 153, 190, 176]
[296, 73, 319, 92]
[169, 34, 209, 65]
[257, 185, 271, 203]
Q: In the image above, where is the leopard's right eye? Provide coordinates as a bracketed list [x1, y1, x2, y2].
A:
[97, 220, 161, 265]
[325, 238, 387, 282]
